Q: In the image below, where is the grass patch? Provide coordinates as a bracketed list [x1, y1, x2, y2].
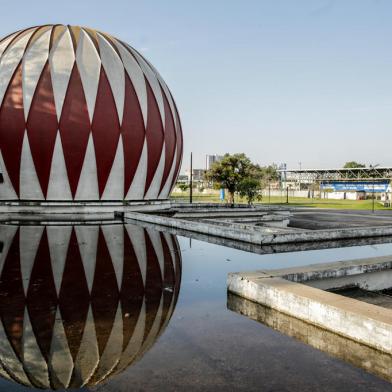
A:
[170, 193, 390, 210]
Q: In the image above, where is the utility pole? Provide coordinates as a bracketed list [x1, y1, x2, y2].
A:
[286, 186, 289, 204]
[268, 181, 271, 204]
[190, 152, 193, 204]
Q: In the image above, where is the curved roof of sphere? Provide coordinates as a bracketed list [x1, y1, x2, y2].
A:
[0, 25, 183, 201]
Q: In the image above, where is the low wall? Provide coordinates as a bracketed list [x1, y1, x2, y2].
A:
[228, 258, 392, 354]
[261, 190, 358, 200]
[124, 211, 392, 245]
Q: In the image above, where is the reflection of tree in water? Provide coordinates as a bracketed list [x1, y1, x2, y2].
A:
[0, 224, 181, 389]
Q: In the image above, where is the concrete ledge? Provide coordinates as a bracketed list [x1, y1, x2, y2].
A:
[125, 217, 392, 255]
[227, 258, 392, 354]
[0, 200, 171, 217]
[228, 293, 392, 383]
[125, 211, 392, 245]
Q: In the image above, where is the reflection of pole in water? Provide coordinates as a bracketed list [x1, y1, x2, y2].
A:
[189, 237, 192, 248]
[0, 223, 182, 389]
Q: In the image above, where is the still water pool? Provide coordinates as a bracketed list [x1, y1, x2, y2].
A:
[0, 223, 391, 391]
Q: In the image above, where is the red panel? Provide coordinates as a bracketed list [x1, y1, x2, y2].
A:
[59, 64, 91, 198]
[121, 74, 145, 198]
[59, 229, 90, 360]
[170, 100, 183, 191]
[160, 232, 175, 328]
[0, 63, 25, 197]
[26, 62, 58, 198]
[172, 236, 182, 306]
[26, 229, 57, 361]
[91, 229, 119, 355]
[143, 230, 163, 342]
[159, 87, 176, 194]
[92, 68, 121, 197]
[121, 226, 144, 350]
[144, 79, 164, 195]
[0, 230, 25, 360]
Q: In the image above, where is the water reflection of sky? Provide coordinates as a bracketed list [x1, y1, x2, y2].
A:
[0, 224, 392, 391]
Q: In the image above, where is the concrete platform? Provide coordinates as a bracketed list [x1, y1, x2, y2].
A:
[126, 216, 392, 255]
[227, 256, 392, 355]
[125, 209, 392, 246]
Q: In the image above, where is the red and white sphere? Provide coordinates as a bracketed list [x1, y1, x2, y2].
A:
[0, 25, 183, 201]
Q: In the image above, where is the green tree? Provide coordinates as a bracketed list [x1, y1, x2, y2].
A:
[343, 161, 366, 168]
[205, 153, 253, 205]
[205, 154, 279, 206]
[238, 177, 263, 206]
[177, 183, 189, 192]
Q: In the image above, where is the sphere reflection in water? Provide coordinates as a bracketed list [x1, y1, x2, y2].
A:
[0, 223, 181, 389]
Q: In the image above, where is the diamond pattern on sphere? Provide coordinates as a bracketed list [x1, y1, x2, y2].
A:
[91, 229, 120, 355]
[159, 87, 177, 194]
[144, 80, 164, 195]
[0, 63, 25, 197]
[0, 224, 181, 389]
[0, 230, 25, 360]
[26, 230, 58, 361]
[59, 64, 91, 197]
[122, 74, 146, 197]
[91, 68, 121, 197]
[121, 227, 144, 350]
[49, 26, 76, 121]
[160, 232, 176, 328]
[170, 101, 183, 191]
[143, 231, 163, 341]
[0, 25, 182, 202]
[26, 62, 58, 197]
[22, 26, 52, 121]
[59, 229, 90, 360]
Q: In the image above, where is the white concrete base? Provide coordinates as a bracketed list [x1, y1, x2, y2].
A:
[0, 200, 171, 217]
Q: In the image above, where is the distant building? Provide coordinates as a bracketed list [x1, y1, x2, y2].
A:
[185, 169, 206, 182]
[206, 154, 223, 170]
[177, 175, 189, 183]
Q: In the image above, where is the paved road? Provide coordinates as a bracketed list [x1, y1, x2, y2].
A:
[289, 209, 392, 230]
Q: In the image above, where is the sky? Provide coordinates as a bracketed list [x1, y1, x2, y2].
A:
[1, 0, 391, 172]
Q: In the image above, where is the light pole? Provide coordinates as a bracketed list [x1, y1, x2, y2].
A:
[268, 181, 271, 204]
[190, 152, 193, 204]
[298, 162, 302, 191]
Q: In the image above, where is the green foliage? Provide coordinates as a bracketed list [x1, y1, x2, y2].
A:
[343, 161, 366, 168]
[238, 177, 263, 205]
[204, 153, 277, 205]
[205, 153, 254, 204]
[177, 183, 189, 192]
